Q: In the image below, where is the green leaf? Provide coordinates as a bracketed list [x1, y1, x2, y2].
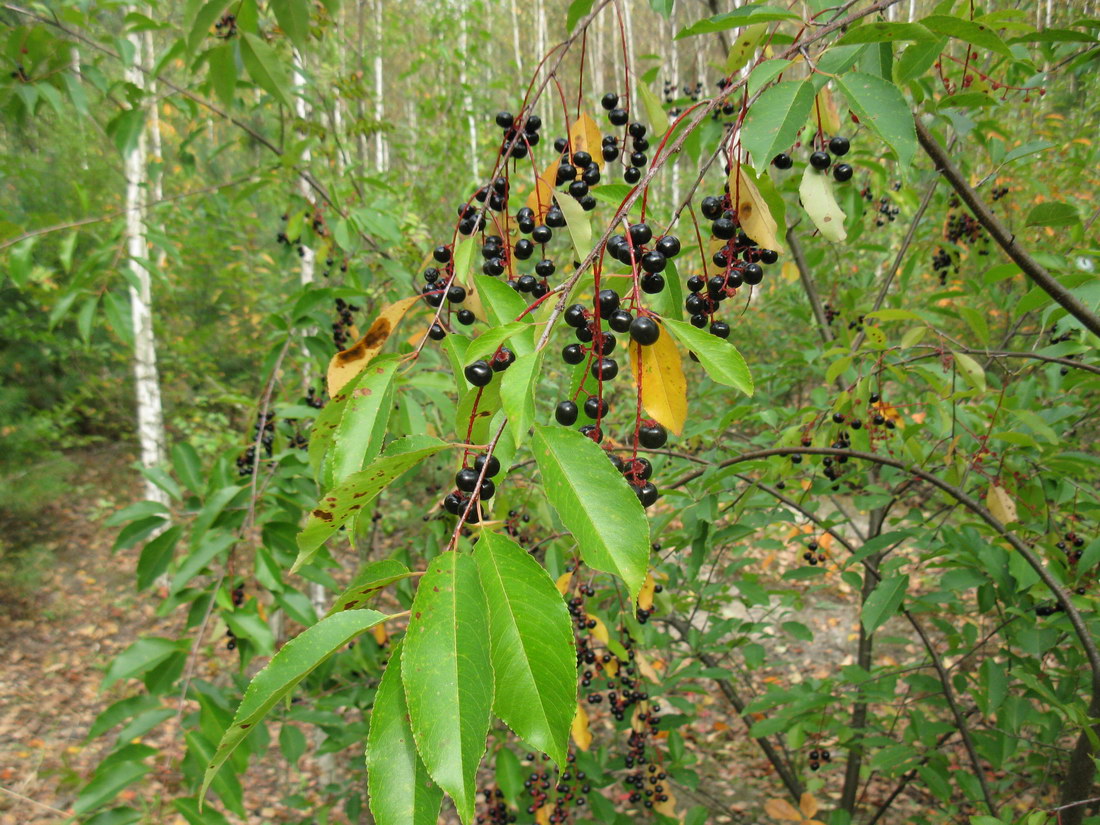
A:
[862, 574, 909, 633]
[747, 58, 791, 97]
[271, 0, 310, 51]
[676, 5, 799, 39]
[456, 378, 501, 445]
[921, 15, 1013, 57]
[740, 80, 815, 169]
[327, 559, 411, 615]
[834, 72, 916, 170]
[75, 761, 151, 815]
[240, 32, 294, 108]
[107, 108, 146, 156]
[368, 641, 444, 825]
[200, 609, 387, 804]
[556, 192, 594, 261]
[136, 525, 182, 591]
[500, 350, 543, 446]
[1026, 202, 1080, 228]
[171, 442, 204, 493]
[566, 0, 596, 32]
[102, 637, 185, 689]
[474, 532, 576, 765]
[82, 807, 141, 825]
[207, 42, 237, 108]
[403, 553, 492, 825]
[465, 322, 531, 364]
[530, 425, 650, 599]
[176, 796, 231, 825]
[662, 319, 753, 396]
[294, 436, 450, 570]
[649, 0, 673, 17]
[953, 350, 986, 391]
[188, 0, 227, 53]
[894, 37, 947, 84]
[329, 354, 399, 485]
[637, 81, 669, 136]
[837, 22, 937, 45]
[476, 275, 534, 355]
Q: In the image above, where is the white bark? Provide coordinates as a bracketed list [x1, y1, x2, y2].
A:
[621, 0, 636, 115]
[536, 0, 547, 66]
[509, 0, 523, 74]
[459, 7, 477, 181]
[124, 18, 168, 507]
[374, 0, 387, 171]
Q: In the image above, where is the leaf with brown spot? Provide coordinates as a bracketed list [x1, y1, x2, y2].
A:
[327, 295, 421, 395]
[327, 559, 411, 616]
[987, 484, 1018, 524]
[569, 113, 604, 167]
[730, 164, 782, 252]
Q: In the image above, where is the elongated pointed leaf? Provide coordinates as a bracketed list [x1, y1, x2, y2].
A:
[328, 559, 411, 615]
[474, 532, 576, 765]
[798, 166, 848, 242]
[200, 610, 387, 804]
[530, 425, 650, 599]
[662, 319, 753, 396]
[628, 332, 687, 435]
[500, 350, 543, 445]
[403, 553, 492, 825]
[740, 80, 815, 169]
[367, 642, 444, 825]
[271, 0, 310, 51]
[834, 72, 916, 170]
[862, 574, 908, 634]
[328, 355, 400, 486]
[240, 33, 294, 109]
[295, 437, 450, 571]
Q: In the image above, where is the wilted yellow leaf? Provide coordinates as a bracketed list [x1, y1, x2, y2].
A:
[726, 23, 767, 73]
[527, 159, 560, 221]
[635, 651, 661, 682]
[556, 570, 573, 595]
[629, 330, 688, 435]
[536, 805, 553, 825]
[327, 294, 420, 395]
[799, 166, 847, 243]
[585, 613, 610, 644]
[764, 798, 803, 821]
[731, 165, 782, 252]
[571, 703, 592, 751]
[569, 112, 604, 167]
[799, 793, 819, 818]
[987, 484, 1018, 523]
[816, 86, 841, 135]
[371, 623, 388, 646]
[638, 571, 657, 611]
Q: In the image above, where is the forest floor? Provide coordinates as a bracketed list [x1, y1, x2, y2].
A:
[0, 447, 947, 825]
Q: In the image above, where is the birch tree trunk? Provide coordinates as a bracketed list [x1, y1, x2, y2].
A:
[124, 19, 168, 507]
[374, 0, 387, 171]
[459, 7, 478, 182]
[509, 0, 524, 74]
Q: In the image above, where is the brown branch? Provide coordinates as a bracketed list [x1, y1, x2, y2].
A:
[915, 117, 1100, 339]
[786, 225, 834, 344]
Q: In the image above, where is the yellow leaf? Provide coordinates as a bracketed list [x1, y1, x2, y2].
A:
[535, 804, 553, 825]
[569, 112, 604, 167]
[987, 484, 1018, 523]
[556, 570, 573, 596]
[585, 613, 610, 644]
[816, 86, 841, 136]
[799, 166, 847, 243]
[605, 657, 619, 677]
[653, 788, 678, 818]
[526, 159, 560, 221]
[371, 623, 388, 646]
[726, 24, 767, 73]
[799, 793, 819, 818]
[730, 165, 782, 252]
[628, 329, 688, 435]
[764, 798, 803, 821]
[327, 294, 419, 395]
[635, 651, 660, 682]
[638, 571, 657, 611]
[571, 703, 593, 751]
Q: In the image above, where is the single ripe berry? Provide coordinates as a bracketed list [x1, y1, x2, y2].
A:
[773, 153, 793, 169]
[514, 238, 535, 259]
[464, 360, 493, 387]
[443, 492, 465, 515]
[809, 151, 831, 170]
[639, 422, 668, 449]
[562, 344, 585, 365]
[579, 424, 603, 442]
[608, 108, 629, 126]
[597, 288, 621, 314]
[624, 166, 641, 184]
[700, 196, 723, 219]
[591, 357, 619, 381]
[629, 222, 653, 246]
[636, 482, 659, 507]
[491, 347, 515, 371]
[433, 245, 451, 263]
[828, 136, 850, 156]
[584, 395, 609, 419]
[474, 454, 501, 477]
[546, 207, 566, 228]
[656, 235, 681, 258]
[564, 303, 587, 328]
[712, 217, 736, 240]
[641, 250, 667, 273]
[629, 316, 660, 346]
[556, 400, 579, 425]
[456, 467, 480, 492]
[447, 284, 467, 303]
[532, 225, 553, 243]
[428, 323, 446, 340]
[687, 274, 705, 292]
[535, 258, 556, 277]
[456, 309, 475, 325]
[573, 150, 593, 168]
[556, 163, 576, 186]
[601, 92, 619, 111]
[608, 308, 633, 333]
[743, 263, 764, 285]
[479, 479, 496, 499]
[833, 163, 853, 182]
[759, 249, 779, 264]
[496, 111, 514, 129]
[640, 273, 665, 294]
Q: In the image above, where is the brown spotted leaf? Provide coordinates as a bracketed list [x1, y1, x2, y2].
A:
[730, 165, 782, 252]
[569, 112, 604, 167]
[327, 294, 420, 395]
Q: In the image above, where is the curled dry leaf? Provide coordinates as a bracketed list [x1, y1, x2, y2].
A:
[570, 702, 592, 751]
[987, 484, 1018, 523]
[764, 798, 803, 821]
[799, 792, 819, 819]
[653, 789, 678, 819]
[628, 331, 688, 435]
[569, 112, 604, 167]
[730, 165, 782, 252]
[327, 294, 421, 395]
[799, 166, 848, 243]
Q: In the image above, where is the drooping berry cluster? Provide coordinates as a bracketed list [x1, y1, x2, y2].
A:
[443, 453, 502, 524]
[331, 298, 359, 350]
[808, 747, 832, 771]
[475, 786, 513, 825]
[236, 411, 276, 476]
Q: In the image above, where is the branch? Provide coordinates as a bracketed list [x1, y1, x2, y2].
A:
[786, 224, 834, 344]
[915, 117, 1100, 339]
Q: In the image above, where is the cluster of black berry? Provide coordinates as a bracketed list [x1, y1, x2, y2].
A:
[236, 412, 276, 476]
[868, 392, 898, 431]
[773, 135, 853, 182]
[517, 752, 588, 821]
[990, 185, 1009, 201]
[442, 453, 501, 524]
[331, 298, 359, 350]
[1058, 530, 1088, 564]
[599, 93, 651, 183]
[503, 509, 534, 548]
[214, 13, 237, 38]
[808, 747, 832, 771]
[846, 313, 867, 333]
[496, 109, 543, 162]
[686, 192, 778, 329]
[824, 302, 840, 325]
[802, 538, 827, 567]
[304, 386, 324, 409]
[945, 211, 983, 245]
[932, 247, 955, 284]
[475, 786, 513, 825]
